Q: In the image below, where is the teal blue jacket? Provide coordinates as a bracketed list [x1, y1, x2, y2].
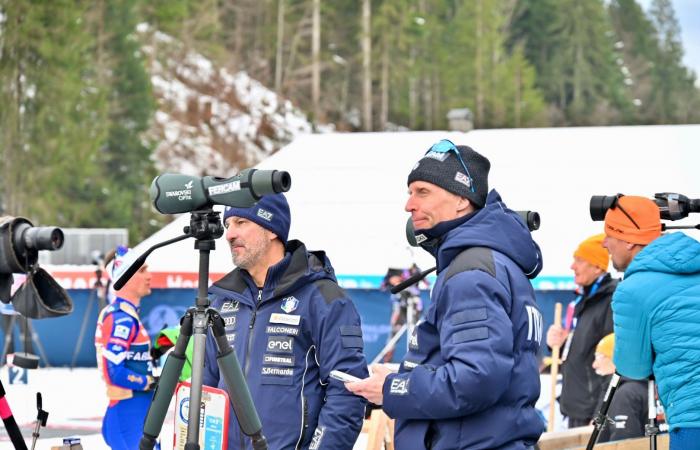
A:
[612, 232, 700, 430]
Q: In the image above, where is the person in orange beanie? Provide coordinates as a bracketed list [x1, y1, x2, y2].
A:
[546, 233, 617, 429]
[601, 194, 700, 449]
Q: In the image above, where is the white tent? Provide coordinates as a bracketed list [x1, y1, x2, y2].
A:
[135, 125, 700, 290]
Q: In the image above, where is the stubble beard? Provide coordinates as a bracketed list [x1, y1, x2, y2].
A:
[231, 235, 270, 270]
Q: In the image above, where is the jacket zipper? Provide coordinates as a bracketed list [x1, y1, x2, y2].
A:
[243, 289, 262, 378]
[240, 289, 262, 449]
[296, 396, 308, 450]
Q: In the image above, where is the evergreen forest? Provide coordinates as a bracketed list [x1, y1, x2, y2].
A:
[1, 0, 698, 242]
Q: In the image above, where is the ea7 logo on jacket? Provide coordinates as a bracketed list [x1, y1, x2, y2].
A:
[389, 378, 410, 396]
[309, 426, 325, 450]
[221, 301, 240, 313]
[280, 296, 299, 313]
[267, 336, 294, 353]
[525, 305, 543, 344]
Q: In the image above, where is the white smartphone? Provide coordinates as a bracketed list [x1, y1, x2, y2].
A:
[329, 370, 361, 383]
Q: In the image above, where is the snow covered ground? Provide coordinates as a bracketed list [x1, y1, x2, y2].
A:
[0, 367, 370, 449]
[0, 367, 173, 449]
[0, 367, 559, 449]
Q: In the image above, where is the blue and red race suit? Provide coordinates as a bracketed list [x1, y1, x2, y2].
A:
[95, 297, 154, 449]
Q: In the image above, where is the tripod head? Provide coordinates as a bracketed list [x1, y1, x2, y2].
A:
[112, 208, 224, 291]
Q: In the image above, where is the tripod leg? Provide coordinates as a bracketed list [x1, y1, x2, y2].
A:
[140, 311, 192, 450]
[209, 310, 267, 450]
[0, 379, 28, 450]
[0, 315, 16, 366]
[586, 373, 621, 450]
[185, 309, 209, 449]
[26, 321, 50, 368]
[371, 325, 407, 365]
[647, 379, 657, 450]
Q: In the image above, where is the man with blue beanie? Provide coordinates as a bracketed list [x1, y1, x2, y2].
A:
[203, 192, 368, 449]
[348, 139, 545, 449]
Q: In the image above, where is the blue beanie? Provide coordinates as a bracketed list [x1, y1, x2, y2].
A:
[223, 193, 291, 244]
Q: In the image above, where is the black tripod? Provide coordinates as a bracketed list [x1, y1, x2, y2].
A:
[586, 373, 666, 449]
[113, 210, 267, 450]
[70, 263, 107, 369]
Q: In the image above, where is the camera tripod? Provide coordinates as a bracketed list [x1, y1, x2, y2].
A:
[372, 293, 421, 364]
[116, 210, 267, 450]
[586, 373, 667, 450]
[0, 306, 50, 368]
[70, 264, 107, 369]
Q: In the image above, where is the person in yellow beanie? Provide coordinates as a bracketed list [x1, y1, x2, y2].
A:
[546, 233, 617, 428]
[591, 333, 648, 443]
[601, 194, 700, 449]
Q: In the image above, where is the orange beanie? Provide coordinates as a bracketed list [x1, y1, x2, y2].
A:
[604, 196, 661, 245]
[596, 333, 615, 359]
[573, 233, 609, 271]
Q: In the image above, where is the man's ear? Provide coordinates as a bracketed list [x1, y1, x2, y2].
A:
[266, 229, 279, 242]
[456, 196, 472, 214]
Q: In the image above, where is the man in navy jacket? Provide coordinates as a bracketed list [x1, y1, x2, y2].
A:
[203, 193, 368, 449]
[348, 140, 545, 449]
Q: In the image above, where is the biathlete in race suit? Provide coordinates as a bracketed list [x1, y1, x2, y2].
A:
[95, 246, 156, 450]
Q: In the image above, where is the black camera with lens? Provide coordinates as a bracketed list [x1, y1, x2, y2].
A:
[590, 193, 700, 222]
[0, 216, 73, 319]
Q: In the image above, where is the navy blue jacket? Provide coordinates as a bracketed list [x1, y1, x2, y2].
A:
[203, 240, 368, 450]
[383, 190, 545, 449]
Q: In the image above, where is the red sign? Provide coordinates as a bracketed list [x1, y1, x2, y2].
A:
[43, 269, 227, 290]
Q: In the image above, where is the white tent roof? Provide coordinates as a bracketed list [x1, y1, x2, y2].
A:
[135, 125, 700, 289]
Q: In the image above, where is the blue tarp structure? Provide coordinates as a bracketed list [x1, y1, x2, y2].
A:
[0, 288, 574, 368]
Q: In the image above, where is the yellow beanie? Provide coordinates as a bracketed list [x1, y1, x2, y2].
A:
[573, 233, 609, 271]
[596, 333, 615, 358]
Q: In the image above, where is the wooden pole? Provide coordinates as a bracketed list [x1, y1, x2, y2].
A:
[548, 302, 563, 432]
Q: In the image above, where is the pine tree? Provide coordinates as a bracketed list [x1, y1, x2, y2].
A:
[96, 0, 161, 241]
[0, 0, 109, 227]
[647, 0, 699, 123]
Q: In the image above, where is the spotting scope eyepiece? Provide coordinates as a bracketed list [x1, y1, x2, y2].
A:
[150, 169, 292, 215]
[590, 193, 700, 222]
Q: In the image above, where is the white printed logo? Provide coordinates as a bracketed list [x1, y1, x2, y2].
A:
[113, 325, 130, 339]
[525, 305, 543, 344]
[257, 208, 273, 221]
[309, 427, 325, 450]
[261, 367, 293, 376]
[208, 180, 241, 196]
[224, 316, 236, 327]
[415, 234, 428, 244]
[267, 336, 294, 353]
[425, 151, 449, 162]
[409, 330, 418, 349]
[454, 171, 472, 189]
[221, 301, 240, 313]
[184, 180, 193, 189]
[389, 378, 410, 395]
[280, 296, 299, 314]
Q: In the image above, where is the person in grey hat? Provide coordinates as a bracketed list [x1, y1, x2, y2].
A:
[203, 193, 368, 450]
[347, 139, 545, 449]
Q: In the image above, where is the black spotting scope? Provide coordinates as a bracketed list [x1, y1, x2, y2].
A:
[590, 193, 700, 222]
[150, 168, 291, 214]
